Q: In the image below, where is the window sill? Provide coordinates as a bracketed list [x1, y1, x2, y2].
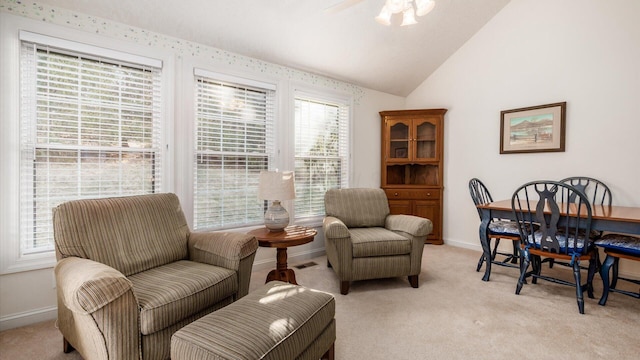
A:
[1, 253, 56, 274]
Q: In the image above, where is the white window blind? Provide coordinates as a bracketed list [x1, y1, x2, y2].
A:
[19, 39, 163, 255]
[294, 96, 350, 218]
[193, 72, 275, 230]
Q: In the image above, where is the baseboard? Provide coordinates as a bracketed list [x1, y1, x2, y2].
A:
[0, 306, 57, 331]
[443, 238, 482, 252]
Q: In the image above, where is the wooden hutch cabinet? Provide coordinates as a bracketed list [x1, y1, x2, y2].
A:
[380, 109, 447, 244]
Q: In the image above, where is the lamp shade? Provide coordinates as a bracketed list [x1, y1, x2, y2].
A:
[258, 171, 296, 201]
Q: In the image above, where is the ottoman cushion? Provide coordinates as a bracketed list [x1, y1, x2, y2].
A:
[171, 281, 335, 360]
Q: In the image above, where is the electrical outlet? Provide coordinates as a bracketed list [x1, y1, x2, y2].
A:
[52, 271, 57, 289]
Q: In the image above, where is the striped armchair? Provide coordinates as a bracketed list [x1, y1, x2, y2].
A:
[323, 188, 432, 295]
[53, 193, 258, 360]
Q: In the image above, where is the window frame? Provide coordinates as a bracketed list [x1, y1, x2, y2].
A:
[290, 87, 353, 226]
[0, 14, 174, 274]
[191, 68, 278, 231]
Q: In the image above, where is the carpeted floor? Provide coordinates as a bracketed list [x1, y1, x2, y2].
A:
[1, 244, 639, 359]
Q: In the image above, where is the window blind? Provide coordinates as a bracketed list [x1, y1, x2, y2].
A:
[19, 41, 163, 255]
[193, 73, 275, 230]
[294, 96, 350, 218]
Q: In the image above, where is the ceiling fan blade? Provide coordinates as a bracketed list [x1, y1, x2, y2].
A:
[324, 0, 366, 14]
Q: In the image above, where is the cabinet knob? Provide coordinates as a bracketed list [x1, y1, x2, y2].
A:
[427, 193, 431, 196]
[394, 192, 399, 196]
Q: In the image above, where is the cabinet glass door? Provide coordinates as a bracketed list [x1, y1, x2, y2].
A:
[388, 121, 409, 161]
[415, 120, 437, 161]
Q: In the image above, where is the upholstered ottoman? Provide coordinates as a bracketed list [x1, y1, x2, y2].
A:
[171, 281, 336, 360]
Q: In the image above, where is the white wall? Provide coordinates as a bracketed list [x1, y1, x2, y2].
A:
[0, 4, 404, 330]
[406, 0, 640, 255]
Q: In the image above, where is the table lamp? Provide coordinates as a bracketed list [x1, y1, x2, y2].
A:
[258, 170, 296, 232]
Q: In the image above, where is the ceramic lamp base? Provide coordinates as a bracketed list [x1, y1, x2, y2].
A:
[264, 200, 290, 232]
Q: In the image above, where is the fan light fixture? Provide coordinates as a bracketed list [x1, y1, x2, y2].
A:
[375, 0, 435, 26]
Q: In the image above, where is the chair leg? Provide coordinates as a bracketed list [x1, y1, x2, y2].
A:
[573, 261, 585, 314]
[531, 255, 541, 284]
[511, 241, 519, 264]
[492, 238, 501, 260]
[516, 251, 530, 295]
[476, 253, 485, 272]
[586, 257, 596, 299]
[408, 275, 419, 288]
[340, 281, 350, 295]
[63, 337, 74, 354]
[599, 254, 615, 306]
[321, 343, 335, 360]
[476, 237, 503, 271]
[611, 257, 620, 289]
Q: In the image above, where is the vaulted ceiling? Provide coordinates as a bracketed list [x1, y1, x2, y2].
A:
[34, 0, 512, 96]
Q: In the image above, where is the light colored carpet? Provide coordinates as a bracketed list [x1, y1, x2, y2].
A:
[2, 245, 639, 359]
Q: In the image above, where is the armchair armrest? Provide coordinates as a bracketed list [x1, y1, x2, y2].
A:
[55, 257, 139, 359]
[386, 214, 431, 275]
[323, 216, 350, 239]
[188, 232, 258, 298]
[385, 214, 432, 237]
[188, 231, 258, 271]
[323, 216, 354, 280]
[55, 257, 133, 314]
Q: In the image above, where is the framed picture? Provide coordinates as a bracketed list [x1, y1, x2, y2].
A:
[500, 102, 566, 154]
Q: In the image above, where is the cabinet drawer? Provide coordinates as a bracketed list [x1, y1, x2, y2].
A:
[384, 189, 440, 200]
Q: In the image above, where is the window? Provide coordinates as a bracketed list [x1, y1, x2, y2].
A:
[19, 32, 163, 256]
[294, 95, 350, 218]
[193, 70, 276, 230]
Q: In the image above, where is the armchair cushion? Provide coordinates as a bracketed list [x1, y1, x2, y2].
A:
[350, 228, 411, 257]
[53, 193, 190, 276]
[324, 188, 390, 228]
[129, 260, 238, 335]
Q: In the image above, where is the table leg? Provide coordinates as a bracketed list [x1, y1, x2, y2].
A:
[479, 209, 492, 281]
[598, 254, 615, 306]
[266, 248, 298, 285]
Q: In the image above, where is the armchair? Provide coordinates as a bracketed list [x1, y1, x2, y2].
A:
[323, 188, 432, 295]
[53, 193, 258, 360]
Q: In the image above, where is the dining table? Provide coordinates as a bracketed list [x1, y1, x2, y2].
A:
[476, 199, 640, 281]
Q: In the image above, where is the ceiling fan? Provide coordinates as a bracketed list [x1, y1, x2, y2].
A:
[325, 0, 436, 26]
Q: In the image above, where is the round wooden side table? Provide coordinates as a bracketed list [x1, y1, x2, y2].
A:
[248, 225, 317, 285]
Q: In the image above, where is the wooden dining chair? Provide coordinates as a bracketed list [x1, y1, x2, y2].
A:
[560, 176, 640, 305]
[560, 176, 612, 207]
[468, 178, 520, 274]
[549, 176, 613, 270]
[595, 234, 640, 305]
[512, 180, 598, 314]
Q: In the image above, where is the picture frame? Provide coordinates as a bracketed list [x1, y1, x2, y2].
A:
[500, 102, 566, 154]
